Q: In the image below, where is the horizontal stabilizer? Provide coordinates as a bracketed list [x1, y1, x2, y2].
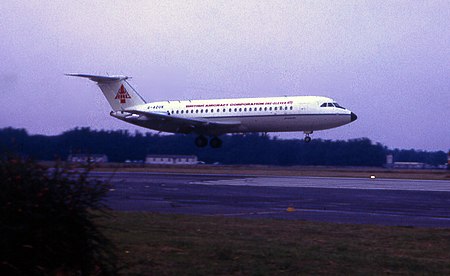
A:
[66, 73, 145, 111]
[65, 73, 128, 83]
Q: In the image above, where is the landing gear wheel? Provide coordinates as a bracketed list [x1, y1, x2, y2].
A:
[195, 135, 208, 147]
[303, 131, 313, 143]
[210, 137, 222, 148]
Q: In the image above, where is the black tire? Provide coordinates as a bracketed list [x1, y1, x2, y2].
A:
[304, 136, 312, 143]
[210, 137, 222, 148]
[195, 136, 208, 147]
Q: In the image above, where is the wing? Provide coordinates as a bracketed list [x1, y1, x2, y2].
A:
[119, 109, 242, 135]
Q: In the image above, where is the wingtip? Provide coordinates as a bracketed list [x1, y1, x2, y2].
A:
[65, 73, 85, 77]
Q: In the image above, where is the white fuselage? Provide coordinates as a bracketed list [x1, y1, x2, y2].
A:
[67, 73, 357, 146]
[112, 95, 355, 135]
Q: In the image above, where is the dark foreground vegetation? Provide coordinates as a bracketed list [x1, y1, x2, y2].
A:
[1, 127, 447, 166]
[0, 157, 117, 275]
[1, 157, 449, 275]
[101, 212, 450, 275]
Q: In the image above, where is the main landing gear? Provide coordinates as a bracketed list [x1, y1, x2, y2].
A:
[304, 131, 313, 143]
[195, 135, 222, 148]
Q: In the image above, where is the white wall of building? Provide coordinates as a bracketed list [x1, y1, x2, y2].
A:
[145, 155, 198, 165]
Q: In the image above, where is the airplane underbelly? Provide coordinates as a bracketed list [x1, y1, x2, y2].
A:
[241, 114, 350, 132]
[114, 112, 351, 135]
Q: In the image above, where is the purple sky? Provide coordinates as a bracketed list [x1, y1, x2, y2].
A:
[0, 1, 449, 151]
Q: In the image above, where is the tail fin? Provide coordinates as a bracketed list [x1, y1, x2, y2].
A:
[66, 74, 146, 111]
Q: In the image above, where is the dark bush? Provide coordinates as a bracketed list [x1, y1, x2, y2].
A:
[0, 157, 117, 275]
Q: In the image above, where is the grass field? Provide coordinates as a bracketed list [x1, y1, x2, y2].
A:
[90, 163, 450, 180]
[100, 212, 450, 275]
[39, 161, 450, 180]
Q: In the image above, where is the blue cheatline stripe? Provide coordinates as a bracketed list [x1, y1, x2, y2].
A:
[171, 113, 351, 120]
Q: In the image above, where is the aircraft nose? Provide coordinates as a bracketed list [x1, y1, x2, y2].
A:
[351, 112, 358, 122]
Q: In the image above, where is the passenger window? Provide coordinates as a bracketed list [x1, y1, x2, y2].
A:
[259, 107, 262, 111]
[181, 110, 184, 114]
[244, 108, 247, 112]
[205, 109, 208, 113]
[217, 109, 220, 112]
[234, 108, 237, 112]
[269, 107, 272, 111]
[176, 110, 179, 114]
[201, 109, 204, 113]
[290, 106, 293, 110]
[274, 107, 277, 111]
[264, 107, 267, 111]
[211, 109, 213, 113]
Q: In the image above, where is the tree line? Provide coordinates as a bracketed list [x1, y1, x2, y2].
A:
[0, 127, 447, 167]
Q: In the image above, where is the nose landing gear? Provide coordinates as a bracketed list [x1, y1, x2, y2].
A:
[304, 131, 313, 143]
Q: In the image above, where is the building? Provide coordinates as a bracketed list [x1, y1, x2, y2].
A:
[385, 154, 394, 168]
[385, 154, 431, 169]
[67, 154, 108, 163]
[391, 162, 426, 169]
[448, 151, 450, 170]
[145, 155, 198, 165]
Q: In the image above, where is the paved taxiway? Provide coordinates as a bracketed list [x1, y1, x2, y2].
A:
[93, 172, 450, 227]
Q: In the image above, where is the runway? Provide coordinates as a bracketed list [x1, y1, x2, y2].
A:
[94, 172, 450, 227]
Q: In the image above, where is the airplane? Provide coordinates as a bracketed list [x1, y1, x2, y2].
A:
[66, 74, 357, 148]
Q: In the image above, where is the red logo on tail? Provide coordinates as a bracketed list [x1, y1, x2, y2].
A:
[115, 85, 131, 104]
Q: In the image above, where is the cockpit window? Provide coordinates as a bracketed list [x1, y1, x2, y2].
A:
[333, 102, 345, 109]
[321, 102, 346, 108]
